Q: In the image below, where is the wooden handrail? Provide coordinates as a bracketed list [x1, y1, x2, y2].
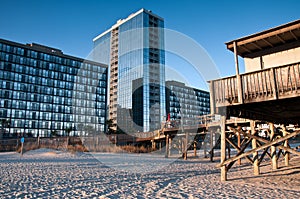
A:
[210, 62, 300, 107]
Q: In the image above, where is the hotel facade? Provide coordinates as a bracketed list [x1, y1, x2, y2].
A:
[165, 81, 210, 124]
[0, 39, 108, 137]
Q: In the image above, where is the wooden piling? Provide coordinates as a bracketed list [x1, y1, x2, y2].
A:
[282, 127, 290, 166]
[169, 137, 172, 157]
[194, 141, 197, 157]
[183, 132, 188, 160]
[165, 134, 169, 158]
[269, 123, 278, 170]
[251, 120, 260, 175]
[210, 130, 214, 162]
[237, 130, 241, 165]
[220, 115, 227, 181]
[204, 139, 207, 158]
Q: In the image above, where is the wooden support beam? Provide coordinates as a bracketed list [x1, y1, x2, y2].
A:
[227, 141, 231, 159]
[232, 127, 300, 156]
[256, 141, 272, 165]
[204, 139, 207, 158]
[262, 38, 274, 47]
[194, 141, 197, 157]
[218, 129, 300, 167]
[226, 137, 253, 164]
[251, 120, 260, 175]
[165, 134, 169, 158]
[210, 130, 214, 162]
[290, 30, 298, 40]
[258, 146, 271, 165]
[240, 45, 252, 53]
[226, 137, 252, 171]
[282, 126, 290, 166]
[220, 116, 227, 181]
[276, 34, 286, 43]
[237, 131, 241, 165]
[269, 123, 278, 170]
[251, 42, 263, 50]
[184, 132, 188, 160]
[151, 140, 156, 150]
[169, 137, 172, 157]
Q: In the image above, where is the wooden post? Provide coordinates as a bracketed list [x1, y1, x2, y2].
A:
[269, 123, 278, 170]
[169, 137, 172, 157]
[260, 56, 264, 70]
[234, 41, 243, 104]
[209, 81, 215, 114]
[282, 127, 290, 166]
[165, 134, 169, 158]
[210, 130, 214, 162]
[37, 136, 40, 148]
[204, 139, 207, 158]
[183, 132, 188, 160]
[271, 68, 278, 100]
[227, 143, 231, 159]
[237, 132, 241, 165]
[194, 141, 197, 157]
[251, 120, 260, 175]
[220, 116, 227, 181]
[152, 140, 156, 150]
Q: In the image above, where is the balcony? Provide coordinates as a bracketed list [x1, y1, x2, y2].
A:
[209, 62, 300, 123]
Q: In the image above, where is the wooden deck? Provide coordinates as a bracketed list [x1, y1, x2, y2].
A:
[210, 62, 300, 123]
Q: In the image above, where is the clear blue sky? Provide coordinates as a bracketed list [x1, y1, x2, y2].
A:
[1, 0, 299, 90]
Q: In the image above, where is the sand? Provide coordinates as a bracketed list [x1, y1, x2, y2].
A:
[0, 149, 299, 198]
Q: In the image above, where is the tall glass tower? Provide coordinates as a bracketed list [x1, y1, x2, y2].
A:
[93, 9, 166, 133]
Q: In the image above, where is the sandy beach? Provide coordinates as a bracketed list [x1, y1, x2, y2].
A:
[0, 149, 299, 198]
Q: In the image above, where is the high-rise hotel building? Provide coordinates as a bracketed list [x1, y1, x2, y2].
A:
[93, 9, 166, 133]
[0, 39, 107, 137]
[165, 81, 210, 123]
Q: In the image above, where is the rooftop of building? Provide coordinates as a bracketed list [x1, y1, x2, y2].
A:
[0, 38, 107, 67]
[166, 80, 209, 93]
[226, 19, 300, 58]
[93, 8, 164, 42]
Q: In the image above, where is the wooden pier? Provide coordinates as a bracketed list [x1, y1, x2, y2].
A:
[209, 19, 300, 181]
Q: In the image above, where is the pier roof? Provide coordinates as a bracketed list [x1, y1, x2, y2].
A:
[226, 19, 300, 58]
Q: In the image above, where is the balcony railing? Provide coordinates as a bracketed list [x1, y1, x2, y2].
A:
[210, 62, 300, 108]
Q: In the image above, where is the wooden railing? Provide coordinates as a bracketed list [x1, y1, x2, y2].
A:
[210, 62, 300, 107]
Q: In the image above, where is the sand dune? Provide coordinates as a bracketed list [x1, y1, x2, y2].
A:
[0, 149, 299, 198]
